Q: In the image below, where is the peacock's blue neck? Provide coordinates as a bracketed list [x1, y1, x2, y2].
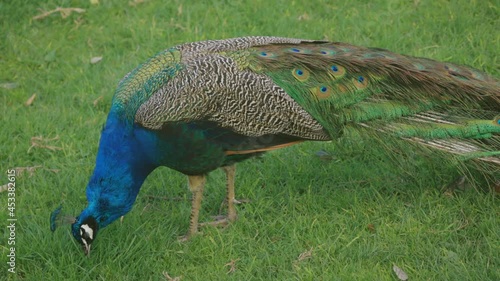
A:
[81, 111, 157, 228]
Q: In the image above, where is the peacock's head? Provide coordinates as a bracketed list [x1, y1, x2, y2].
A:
[71, 214, 99, 256]
[50, 205, 102, 256]
[67, 200, 125, 256]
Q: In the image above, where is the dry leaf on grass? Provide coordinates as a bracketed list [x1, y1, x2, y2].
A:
[33, 7, 86, 20]
[0, 184, 9, 193]
[129, 0, 146, 7]
[367, 223, 376, 233]
[297, 13, 310, 21]
[224, 258, 240, 274]
[93, 96, 103, 107]
[162, 271, 181, 281]
[14, 165, 43, 177]
[293, 247, 313, 267]
[393, 264, 409, 281]
[28, 135, 63, 153]
[25, 93, 36, 106]
[90, 56, 103, 64]
[14, 166, 59, 177]
[1, 82, 18, 89]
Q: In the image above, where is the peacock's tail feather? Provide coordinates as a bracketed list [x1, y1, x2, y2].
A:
[239, 41, 499, 182]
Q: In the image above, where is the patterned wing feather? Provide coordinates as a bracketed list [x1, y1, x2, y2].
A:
[134, 37, 331, 140]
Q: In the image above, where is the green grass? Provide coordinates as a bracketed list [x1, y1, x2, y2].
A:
[1, 0, 499, 280]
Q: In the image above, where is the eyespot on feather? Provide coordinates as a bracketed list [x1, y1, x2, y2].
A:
[256, 51, 277, 58]
[312, 85, 332, 99]
[444, 64, 458, 71]
[292, 68, 310, 81]
[329, 65, 346, 78]
[288, 47, 311, 54]
[470, 70, 485, 81]
[413, 63, 426, 70]
[319, 49, 337, 56]
[353, 75, 369, 89]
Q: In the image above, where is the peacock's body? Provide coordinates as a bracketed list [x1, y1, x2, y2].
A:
[59, 37, 499, 255]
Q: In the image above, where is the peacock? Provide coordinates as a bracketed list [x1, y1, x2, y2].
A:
[51, 36, 499, 256]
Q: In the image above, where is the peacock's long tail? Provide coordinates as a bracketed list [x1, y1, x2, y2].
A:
[243, 41, 499, 182]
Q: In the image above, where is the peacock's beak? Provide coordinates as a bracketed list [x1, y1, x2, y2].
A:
[82, 242, 91, 257]
[83, 244, 91, 256]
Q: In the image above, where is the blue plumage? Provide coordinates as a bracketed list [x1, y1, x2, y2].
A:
[71, 112, 155, 243]
[50, 205, 63, 232]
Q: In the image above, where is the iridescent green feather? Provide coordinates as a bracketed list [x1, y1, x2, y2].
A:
[112, 48, 182, 122]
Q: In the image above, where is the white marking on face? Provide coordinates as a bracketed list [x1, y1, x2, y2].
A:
[81, 237, 88, 247]
[81, 224, 94, 240]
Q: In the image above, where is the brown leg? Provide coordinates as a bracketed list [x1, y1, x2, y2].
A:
[223, 164, 238, 222]
[181, 174, 206, 240]
[199, 164, 239, 228]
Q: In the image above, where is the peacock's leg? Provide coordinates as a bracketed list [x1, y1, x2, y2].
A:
[180, 174, 206, 241]
[223, 164, 238, 222]
[199, 164, 240, 228]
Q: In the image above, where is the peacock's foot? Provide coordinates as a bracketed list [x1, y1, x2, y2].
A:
[199, 215, 235, 228]
[178, 233, 197, 242]
[178, 216, 231, 242]
[178, 229, 204, 242]
[178, 216, 234, 241]
[178, 200, 248, 242]
[201, 198, 250, 228]
[178, 235, 189, 242]
[218, 198, 251, 214]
